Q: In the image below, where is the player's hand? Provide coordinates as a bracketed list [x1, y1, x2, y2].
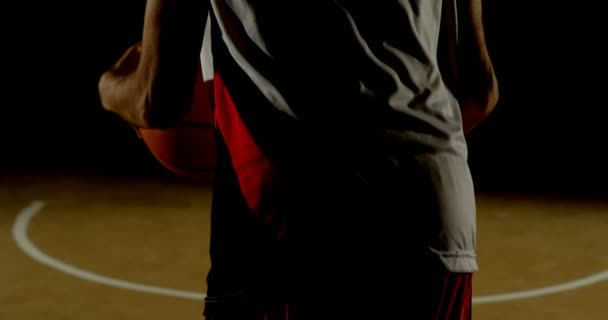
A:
[99, 42, 142, 112]
[98, 41, 148, 127]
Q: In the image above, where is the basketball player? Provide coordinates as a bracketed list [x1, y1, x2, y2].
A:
[98, 1, 498, 319]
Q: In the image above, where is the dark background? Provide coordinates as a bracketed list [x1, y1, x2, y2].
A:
[2, 2, 607, 196]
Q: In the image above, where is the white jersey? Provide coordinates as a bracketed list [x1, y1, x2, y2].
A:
[205, 0, 477, 273]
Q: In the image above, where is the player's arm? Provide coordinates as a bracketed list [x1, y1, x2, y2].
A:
[454, 0, 499, 134]
[98, 0, 208, 129]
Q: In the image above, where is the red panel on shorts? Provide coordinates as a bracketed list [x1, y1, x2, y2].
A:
[212, 73, 278, 218]
[434, 273, 472, 320]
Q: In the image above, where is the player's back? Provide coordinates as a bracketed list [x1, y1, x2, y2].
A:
[210, 0, 465, 156]
[209, 0, 477, 274]
[205, 3, 479, 315]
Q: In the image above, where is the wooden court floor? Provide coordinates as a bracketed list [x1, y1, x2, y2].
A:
[1, 170, 607, 319]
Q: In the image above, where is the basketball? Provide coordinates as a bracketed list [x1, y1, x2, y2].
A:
[137, 63, 216, 181]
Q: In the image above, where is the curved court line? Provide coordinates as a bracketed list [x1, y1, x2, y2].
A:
[12, 201, 608, 304]
[12, 201, 206, 301]
[472, 270, 608, 304]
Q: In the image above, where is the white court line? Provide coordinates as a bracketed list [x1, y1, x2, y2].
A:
[12, 201, 206, 301]
[472, 270, 608, 304]
[12, 201, 608, 304]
